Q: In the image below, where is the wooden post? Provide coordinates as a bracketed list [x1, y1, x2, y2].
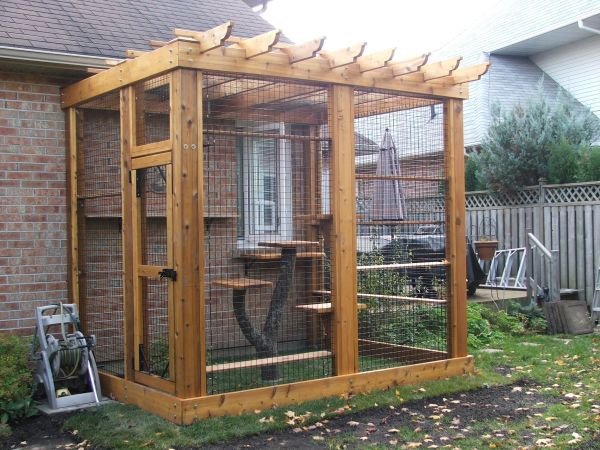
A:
[445, 99, 468, 358]
[66, 108, 80, 308]
[328, 85, 358, 375]
[120, 86, 136, 380]
[171, 69, 205, 397]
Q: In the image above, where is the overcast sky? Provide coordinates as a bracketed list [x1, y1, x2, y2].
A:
[262, 0, 502, 58]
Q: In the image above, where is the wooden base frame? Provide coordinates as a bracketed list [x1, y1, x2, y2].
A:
[100, 356, 474, 424]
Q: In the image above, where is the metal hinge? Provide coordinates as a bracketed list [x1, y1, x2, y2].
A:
[135, 171, 142, 197]
[159, 268, 177, 281]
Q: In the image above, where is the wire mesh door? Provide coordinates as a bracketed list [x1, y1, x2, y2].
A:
[132, 162, 175, 392]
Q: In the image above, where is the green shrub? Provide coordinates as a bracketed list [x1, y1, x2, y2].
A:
[465, 156, 485, 192]
[0, 334, 37, 425]
[477, 87, 599, 192]
[578, 146, 600, 182]
[506, 302, 548, 333]
[466, 304, 502, 349]
[548, 139, 579, 184]
[479, 305, 525, 335]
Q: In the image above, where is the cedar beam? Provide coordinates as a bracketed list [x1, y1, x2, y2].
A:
[173, 22, 233, 53]
[391, 53, 430, 77]
[328, 85, 358, 375]
[437, 62, 490, 85]
[237, 29, 281, 58]
[445, 98, 468, 358]
[356, 47, 395, 72]
[171, 69, 204, 397]
[321, 42, 366, 68]
[66, 108, 79, 309]
[125, 49, 148, 58]
[421, 57, 462, 81]
[281, 37, 326, 63]
[120, 86, 135, 380]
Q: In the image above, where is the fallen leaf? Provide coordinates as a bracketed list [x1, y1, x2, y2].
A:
[406, 443, 422, 448]
[347, 420, 360, 427]
[312, 436, 324, 441]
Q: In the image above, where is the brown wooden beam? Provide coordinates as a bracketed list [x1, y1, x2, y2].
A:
[171, 69, 204, 397]
[421, 57, 462, 81]
[173, 22, 233, 53]
[62, 41, 470, 108]
[328, 85, 358, 375]
[356, 47, 395, 72]
[120, 86, 136, 380]
[237, 29, 282, 58]
[281, 37, 326, 63]
[321, 42, 366, 68]
[66, 108, 79, 309]
[444, 98, 468, 358]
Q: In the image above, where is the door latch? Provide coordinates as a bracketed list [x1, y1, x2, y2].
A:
[159, 268, 177, 281]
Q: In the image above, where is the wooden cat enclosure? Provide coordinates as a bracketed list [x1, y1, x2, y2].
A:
[62, 23, 488, 424]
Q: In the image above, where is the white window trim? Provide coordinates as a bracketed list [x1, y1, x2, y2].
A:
[237, 122, 293, 249]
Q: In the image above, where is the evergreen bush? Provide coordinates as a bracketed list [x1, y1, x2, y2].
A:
[474, 87, 600, 192]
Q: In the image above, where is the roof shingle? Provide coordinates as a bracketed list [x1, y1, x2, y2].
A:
[0, 0, 275, 58]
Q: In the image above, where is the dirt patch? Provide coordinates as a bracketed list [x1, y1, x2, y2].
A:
[2, 380, 592, 449]
[199, 379, 557, 449]
[0, 412, 82, 450]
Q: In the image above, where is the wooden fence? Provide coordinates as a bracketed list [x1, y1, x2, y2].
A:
[402, 181, 600, 306]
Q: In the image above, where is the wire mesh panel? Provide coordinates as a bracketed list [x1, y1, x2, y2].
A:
[353, 90, 449, 372]
[134, 75, 170, 146]
[202, 73, 332, 393]
[76, 91, 124, 376]
[136, 165, 172, 379]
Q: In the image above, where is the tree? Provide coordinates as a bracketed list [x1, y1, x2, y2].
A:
[548, 139, 578, 184]
[474, 87, 600, 192]
[578, 146, 600, 182]
[465, 155, 485, 191]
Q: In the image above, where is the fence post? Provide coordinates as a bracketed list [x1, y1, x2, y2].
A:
[535, 178, 546, 242]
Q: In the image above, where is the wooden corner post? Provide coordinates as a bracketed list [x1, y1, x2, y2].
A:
[120, 86, 136, 380]
[328, 85, 359, 375]
[66, 108, 80, 308]
[445, 99, 468, 358]
[171, 69, 206, 397]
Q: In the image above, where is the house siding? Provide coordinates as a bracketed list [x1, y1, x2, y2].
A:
[531, 34, 600, 119]
[0, 71, 68, 335]
[435, 0, 600, 147]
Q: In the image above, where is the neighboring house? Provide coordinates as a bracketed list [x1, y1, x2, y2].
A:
[0, 0, 275, 334]
[433, 0, 600, 149]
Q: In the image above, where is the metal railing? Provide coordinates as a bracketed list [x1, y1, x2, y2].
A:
[526, 233, 560, 304]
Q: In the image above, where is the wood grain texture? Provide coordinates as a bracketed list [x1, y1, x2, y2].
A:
[444, 99, 468, 358]
[328, 85, 358, 375]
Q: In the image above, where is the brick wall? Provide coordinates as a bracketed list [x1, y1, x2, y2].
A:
[0, 71, 68, 335]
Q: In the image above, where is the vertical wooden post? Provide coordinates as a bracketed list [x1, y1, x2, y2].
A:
[171, 69, 205, 398]
[445, 99, 468, 358]
[66, 108, 80, 307]
[120, 86, 136, 380]
[328, 85, 358, 375]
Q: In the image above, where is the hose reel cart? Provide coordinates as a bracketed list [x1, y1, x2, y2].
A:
[32, 303, 102, 410]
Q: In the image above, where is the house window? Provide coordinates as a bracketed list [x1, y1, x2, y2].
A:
[237, 123, 292, 247]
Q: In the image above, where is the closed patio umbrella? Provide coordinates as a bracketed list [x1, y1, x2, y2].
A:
[370, 128, 405, 221]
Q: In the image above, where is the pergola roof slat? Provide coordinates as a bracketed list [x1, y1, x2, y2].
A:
[280, 37, 326, 64]
[173, 22, 233, 53]
[236, 29, 282, 58]
[320, 42, 367, 68]
[62, 25, 482, 108]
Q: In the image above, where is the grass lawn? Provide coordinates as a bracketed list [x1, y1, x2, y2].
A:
[62, 331, 600, 449]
